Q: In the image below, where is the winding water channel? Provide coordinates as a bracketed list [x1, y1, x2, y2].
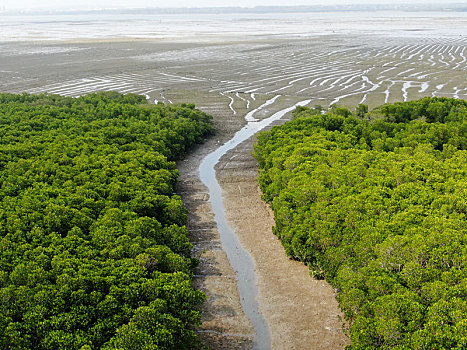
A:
[199, 98, 311, 349]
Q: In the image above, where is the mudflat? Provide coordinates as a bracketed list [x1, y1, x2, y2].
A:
[1, 13, 466, 348]
[217, 133, 349, 349]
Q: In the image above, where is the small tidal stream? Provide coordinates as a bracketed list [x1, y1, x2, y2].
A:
[199, 98, 311, 349]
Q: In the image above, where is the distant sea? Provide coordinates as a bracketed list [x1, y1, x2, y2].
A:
[1, 11, 467, 42]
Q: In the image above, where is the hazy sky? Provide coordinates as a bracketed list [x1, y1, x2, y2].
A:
[0, 0, 451, 10]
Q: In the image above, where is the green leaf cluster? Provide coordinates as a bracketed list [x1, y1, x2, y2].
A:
[0, 92, 213, 349]
[254, 97, 467, 349]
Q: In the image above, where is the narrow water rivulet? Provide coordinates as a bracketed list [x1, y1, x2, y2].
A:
[199, 98, 311, 349]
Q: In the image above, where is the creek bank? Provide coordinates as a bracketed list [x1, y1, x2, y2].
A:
[177, 94, 349, 349]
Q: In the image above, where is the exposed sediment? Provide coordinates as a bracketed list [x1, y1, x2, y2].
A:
[217, 135, 349, 349]
[177, 94, 349, 349]
[3, 23, 466, 348]
[176, 94, 255, 349]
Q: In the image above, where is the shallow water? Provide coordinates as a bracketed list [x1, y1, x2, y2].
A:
[1, 11, 467, 42]
[199, 98, 311, 349]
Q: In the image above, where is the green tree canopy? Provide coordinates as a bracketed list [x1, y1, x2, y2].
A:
[0, 92, 213, 349]
[254, 97, 467, 349]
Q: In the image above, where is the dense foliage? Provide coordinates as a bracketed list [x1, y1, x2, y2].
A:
[0, 92, 213, 349]
[254, 97, 467, 349]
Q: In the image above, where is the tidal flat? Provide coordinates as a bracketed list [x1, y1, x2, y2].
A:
[1, 11, 466, 349]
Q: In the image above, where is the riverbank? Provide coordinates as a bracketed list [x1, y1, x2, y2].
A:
[175, 92, 255, 349]
[176, 93, 349, 348]
[218, 134, 349, 349]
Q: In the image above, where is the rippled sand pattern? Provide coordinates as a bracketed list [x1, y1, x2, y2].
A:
[12, 36, 466, 110]
[1, 19, 467, 349]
